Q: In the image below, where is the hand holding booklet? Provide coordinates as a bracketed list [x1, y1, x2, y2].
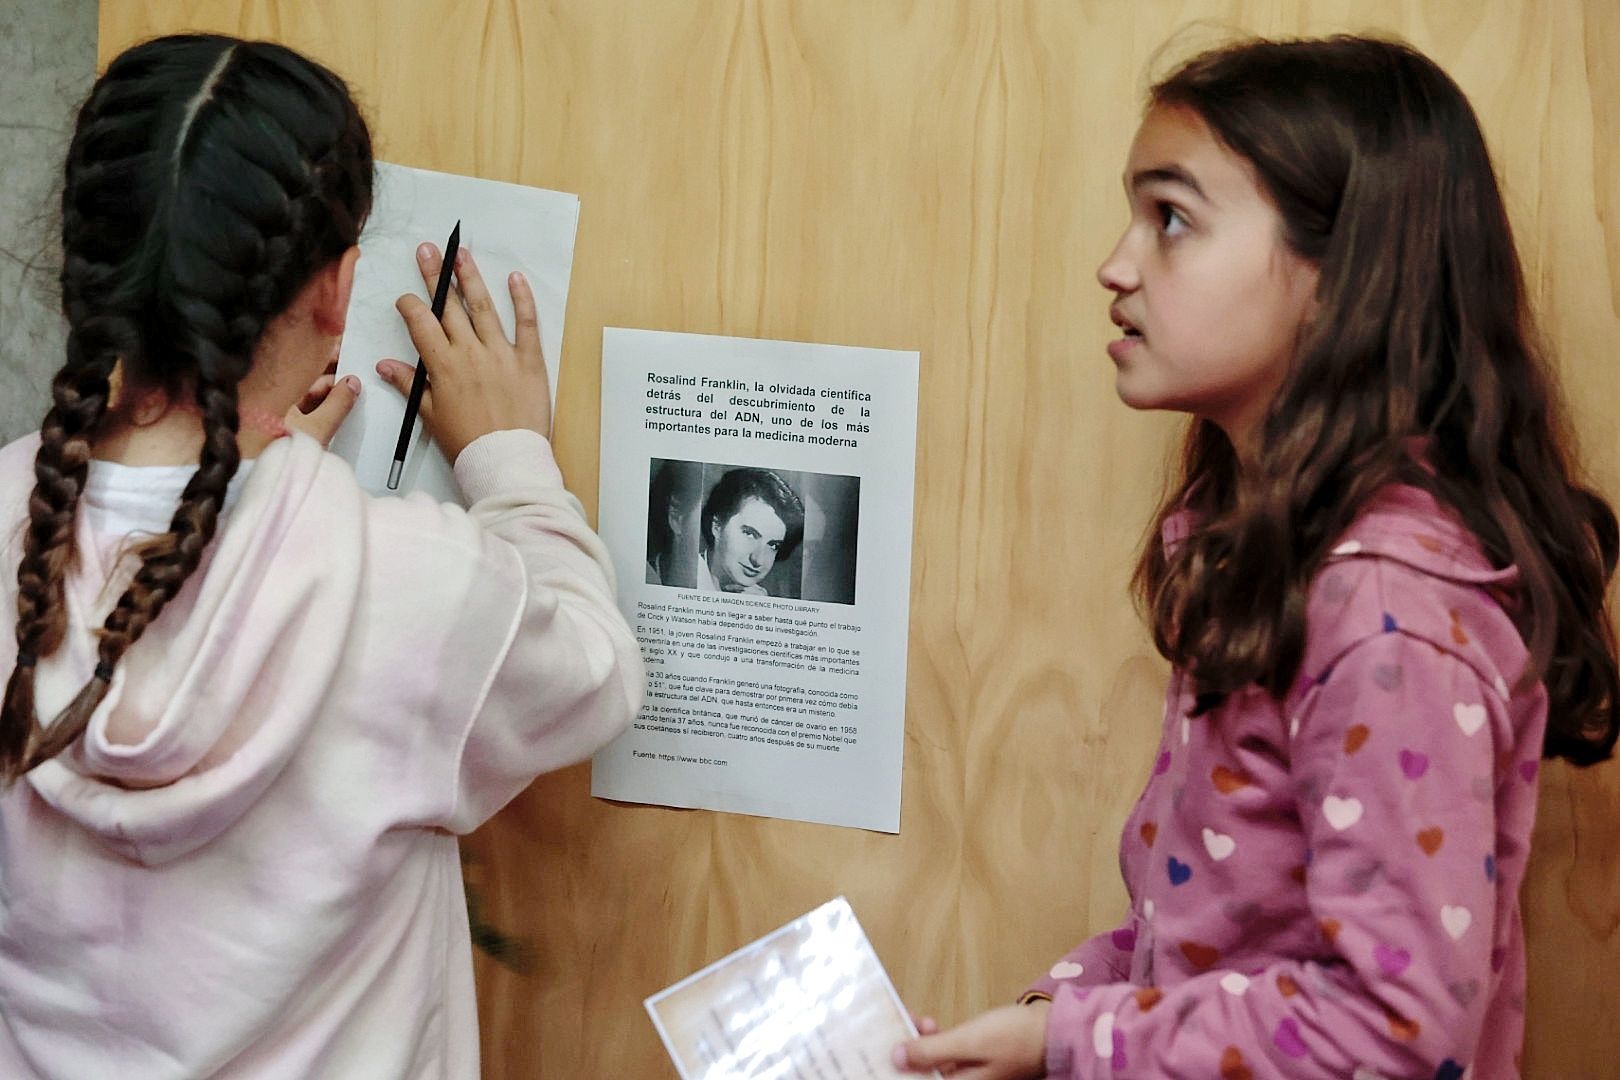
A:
[646, 897, 938, 1079]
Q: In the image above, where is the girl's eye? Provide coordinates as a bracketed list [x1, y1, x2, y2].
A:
[1153, 202, 1192, 238]
[1157, 202, 1190, 237]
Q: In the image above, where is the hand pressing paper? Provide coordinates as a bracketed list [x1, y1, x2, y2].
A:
[330, 161, 579, 502]
[646, 897, 938, 1079]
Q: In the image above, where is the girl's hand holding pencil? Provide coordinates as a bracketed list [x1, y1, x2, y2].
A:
[376, 240, 552, 464]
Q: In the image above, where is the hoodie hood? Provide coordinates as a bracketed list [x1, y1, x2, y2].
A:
[11, 433, 362, 865]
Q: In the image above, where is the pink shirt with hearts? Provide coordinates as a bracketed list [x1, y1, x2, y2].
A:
[1025, 484, 1543, 1080]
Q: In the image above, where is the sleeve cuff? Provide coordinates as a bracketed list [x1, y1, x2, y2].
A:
[452, 429, 564, 500]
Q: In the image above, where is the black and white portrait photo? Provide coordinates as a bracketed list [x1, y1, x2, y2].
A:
[645, 459, 860, 605]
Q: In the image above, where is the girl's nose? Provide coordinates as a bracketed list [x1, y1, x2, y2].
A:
[1096, 234, 1138, 293]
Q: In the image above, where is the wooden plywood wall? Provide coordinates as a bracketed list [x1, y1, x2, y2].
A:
[97, 1, 1620, 1074]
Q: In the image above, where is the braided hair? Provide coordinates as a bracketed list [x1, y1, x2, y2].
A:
[1, 34, 373, 781]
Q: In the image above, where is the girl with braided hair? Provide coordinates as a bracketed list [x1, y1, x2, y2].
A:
[0, 34, 641, 1078]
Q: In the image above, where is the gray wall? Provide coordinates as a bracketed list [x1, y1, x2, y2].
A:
[0, 2, 98, 444]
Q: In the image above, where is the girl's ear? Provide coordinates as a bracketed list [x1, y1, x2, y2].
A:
[310, 245, 362, 335]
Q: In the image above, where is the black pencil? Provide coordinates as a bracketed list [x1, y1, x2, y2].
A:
[388, 220, 461, 490]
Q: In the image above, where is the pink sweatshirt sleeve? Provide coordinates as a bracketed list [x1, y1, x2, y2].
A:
[1023, 918, 1140, 1002]
[1043, 631, 1502, 1078]
[439, 429, 645, 832]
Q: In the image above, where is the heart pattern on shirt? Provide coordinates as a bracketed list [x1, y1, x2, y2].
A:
[1343, 724, 1370, 753]
[1441, 905, 1472, 940]
[1386, 1010, 1421, 1040]
[1454, 701, 1486, 736]
[1416, 827, 1445, 855]
[1374, 943, 1411, 977]
[1323, 795, 1364, 830]
[1203, 827, 1237, 861]
[1091, 1012, 1114, 1058]
[1179, 941, 1220, 970]
[1273, 1018, 1309, 1058]
[1449, 610, 1470, 645]
[1167, 857, 1192, 886]
[1399, 749, 1429, 779]
[1346, 861, 1382, 894]
[1140, 821, 1158, 847]
[1211, 765, 1252, 794]
[1222, 900, 1261, 925]
[1048, 961, 1083, 979]
[1219, 1046, 1254, 1080]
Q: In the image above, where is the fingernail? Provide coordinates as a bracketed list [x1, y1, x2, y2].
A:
[891, 1045, 908, 1070]
[417, 243, 435, 262]
[343, 375, 361, 394]
[510, 270, 525, 287]
[455, 246, 468, 267]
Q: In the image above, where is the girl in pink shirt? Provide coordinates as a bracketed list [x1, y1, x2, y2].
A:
[896, 35, 1617, 1080]
[0, 34, 640, 1078]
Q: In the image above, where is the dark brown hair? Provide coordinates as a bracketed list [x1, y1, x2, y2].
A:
[1, 35, 373, 781]
[1132, 36, 1618, 765]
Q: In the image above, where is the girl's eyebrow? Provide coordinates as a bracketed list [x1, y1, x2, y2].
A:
[1127, 164, 1209, 202]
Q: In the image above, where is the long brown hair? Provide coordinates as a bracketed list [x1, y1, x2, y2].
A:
[1, 35, 373, 781]
[1132, 36, 1619, 765]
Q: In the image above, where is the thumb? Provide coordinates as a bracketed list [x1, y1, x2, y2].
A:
[892, 1035, 944, 1073]
[297, 373, 362, 448]
[894, 1026, 984, 1074]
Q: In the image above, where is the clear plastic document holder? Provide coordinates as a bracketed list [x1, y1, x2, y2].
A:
[645, 896, 940, 1079]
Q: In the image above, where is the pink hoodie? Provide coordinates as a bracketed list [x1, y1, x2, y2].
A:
[1025, 485, 1543, 1080]
[0, 429, 643, 1078]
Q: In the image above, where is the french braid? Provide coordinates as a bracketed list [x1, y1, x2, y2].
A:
[3, 35, 372, 780]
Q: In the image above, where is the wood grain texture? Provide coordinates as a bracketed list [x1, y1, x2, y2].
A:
[98, 1, 1620, 1074]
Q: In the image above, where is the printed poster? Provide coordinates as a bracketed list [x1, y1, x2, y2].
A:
[591, 328, 919, 832]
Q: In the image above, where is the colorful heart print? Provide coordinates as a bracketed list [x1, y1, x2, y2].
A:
[1323, 795, 1364, 830]
[1203, 827, 1237, 861]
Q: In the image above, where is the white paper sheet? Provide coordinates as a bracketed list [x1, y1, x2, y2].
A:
[330, 161, 579, 502]
[591, 328, 920, 832]
[646, 898, 937, 1080]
